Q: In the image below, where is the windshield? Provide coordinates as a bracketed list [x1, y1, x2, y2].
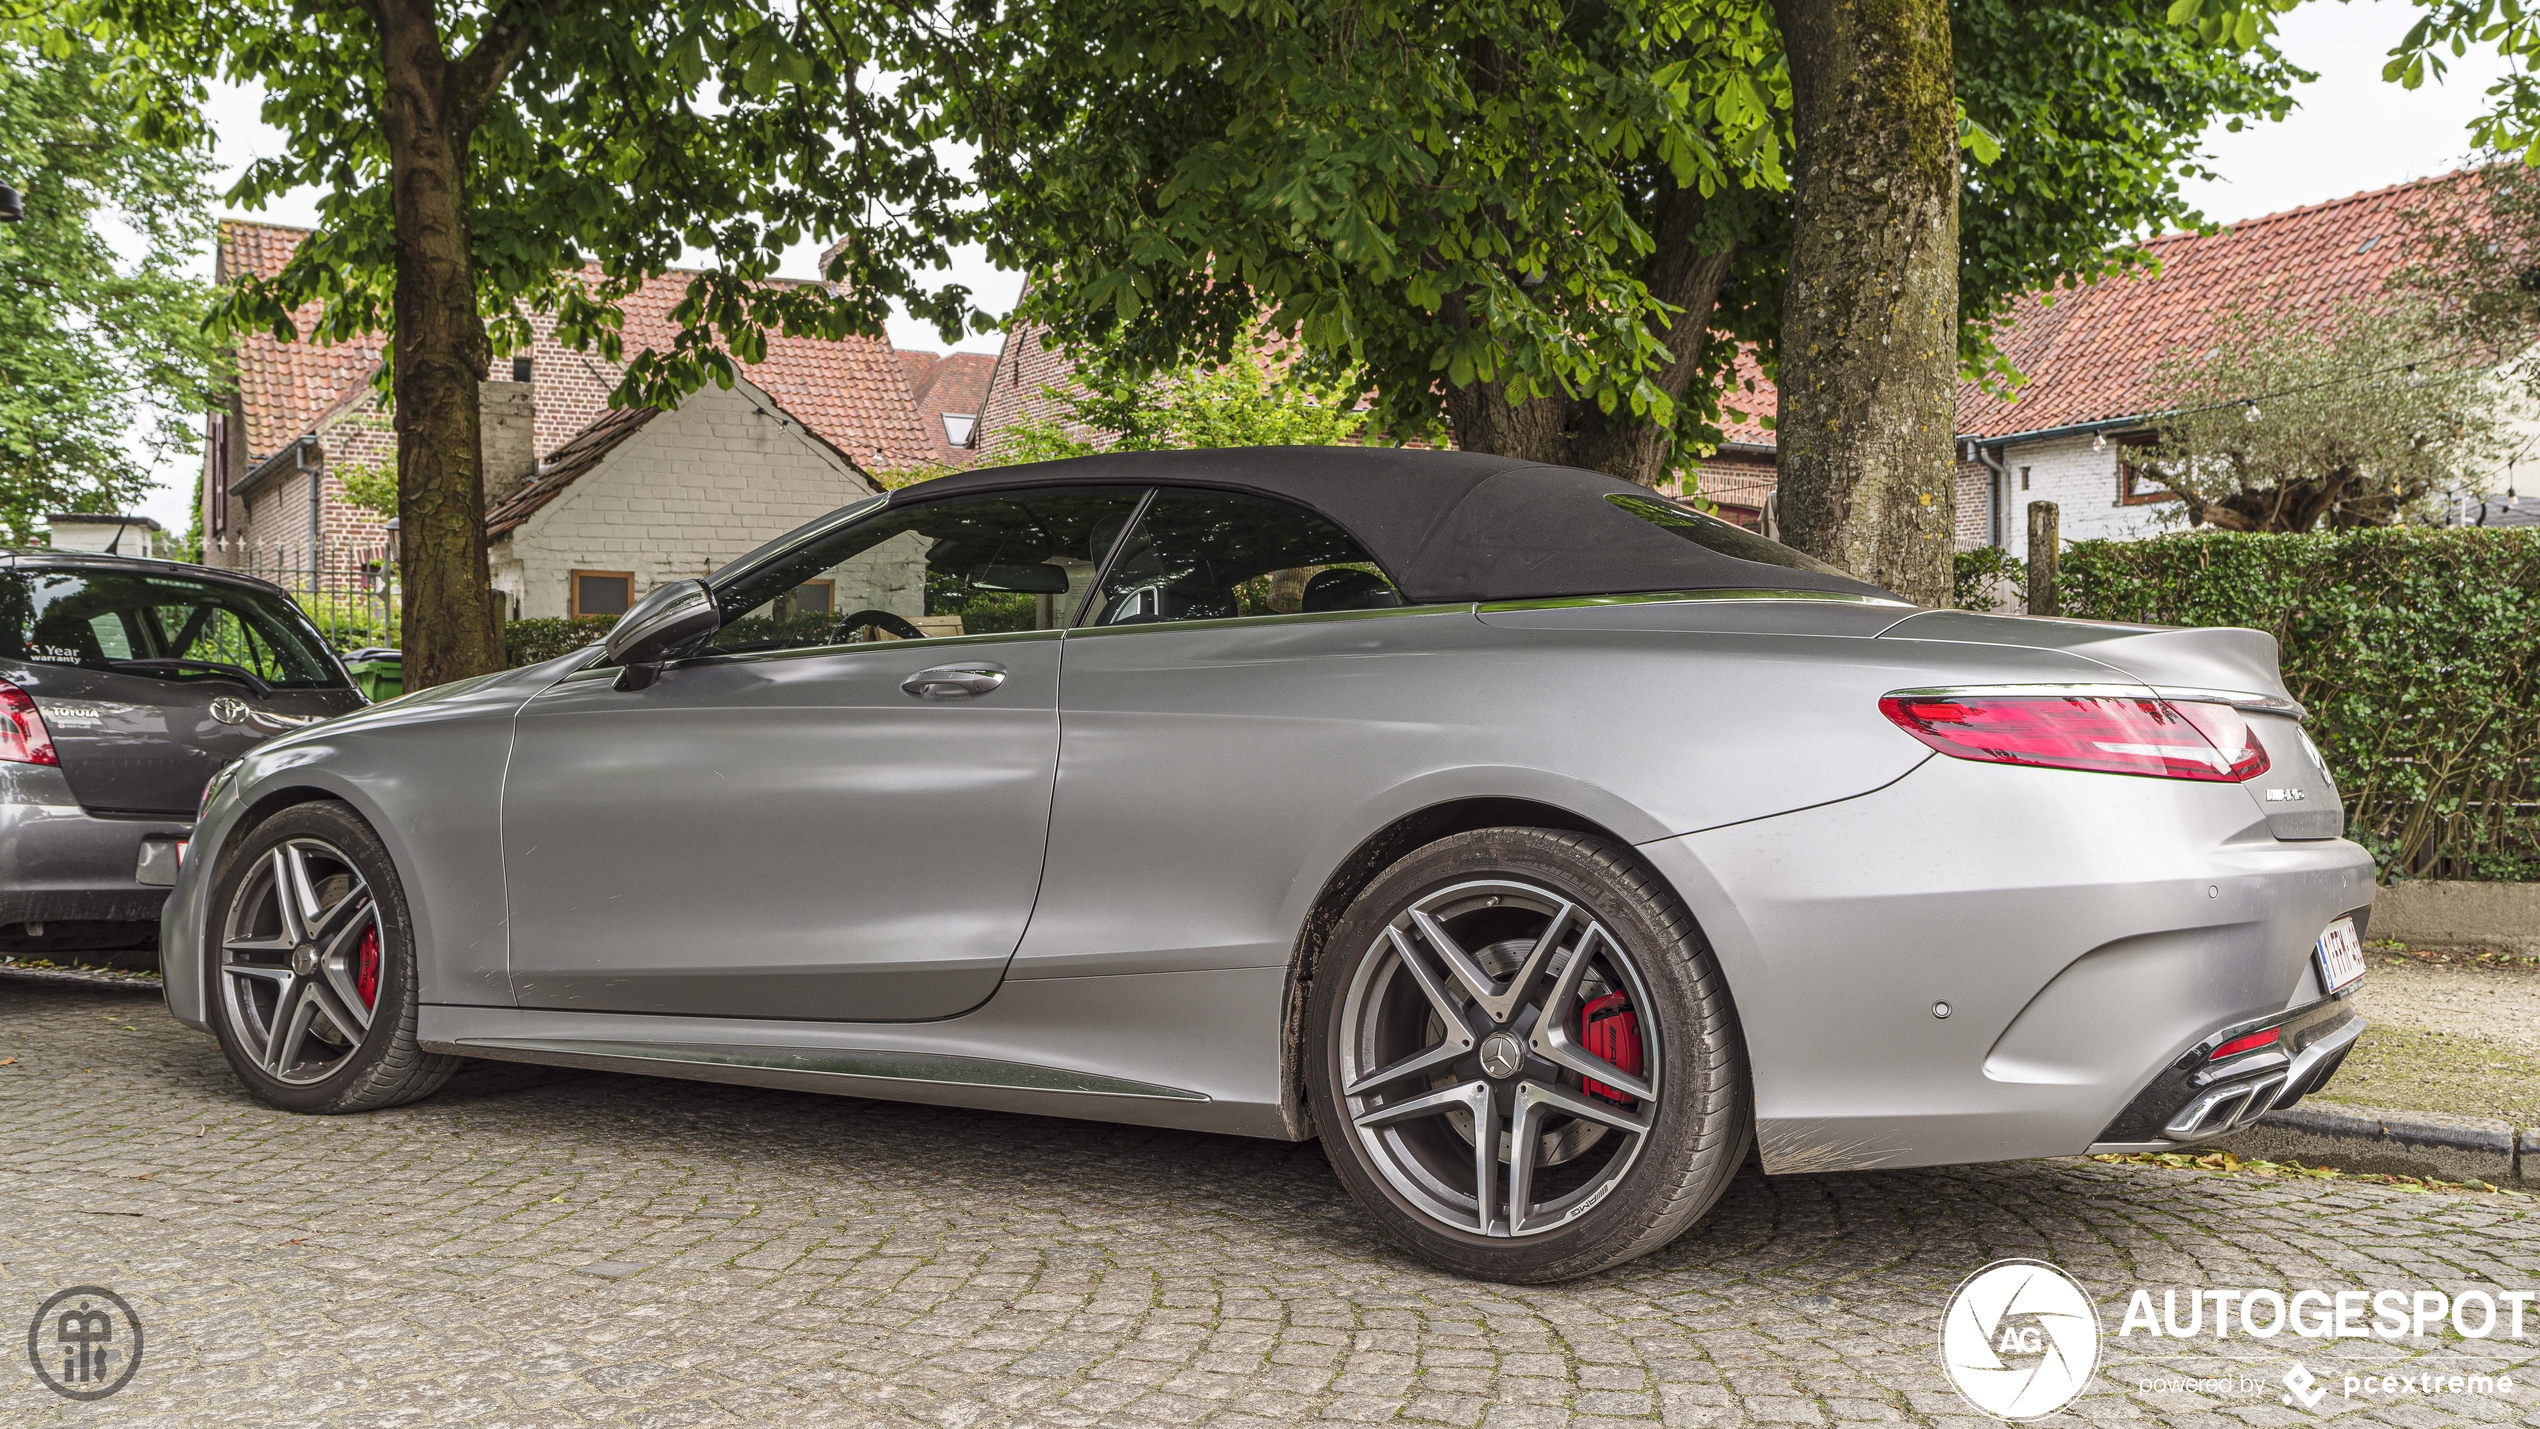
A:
[0, 567, 347, 690]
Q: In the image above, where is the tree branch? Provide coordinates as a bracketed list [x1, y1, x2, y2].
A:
[446, 0, 550, 134]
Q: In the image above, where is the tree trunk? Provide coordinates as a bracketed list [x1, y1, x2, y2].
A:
[1771, 0, 1960, 605]
[1442, 183, 1738, 488]
[377, 0, 502, 688]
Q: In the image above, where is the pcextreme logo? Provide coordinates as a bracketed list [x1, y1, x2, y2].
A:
[1940, 1260, 2103, 1420]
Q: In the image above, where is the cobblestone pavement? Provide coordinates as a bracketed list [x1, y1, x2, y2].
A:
[3, 978, 2535, 1428]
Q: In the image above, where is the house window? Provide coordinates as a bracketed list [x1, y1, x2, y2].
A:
[572, 571, 634, 617]
[512, 356, 533, 382]
[2118, 449, 2179, 506]
[792, 580, 834, 616]
[942, 413, 977, 448]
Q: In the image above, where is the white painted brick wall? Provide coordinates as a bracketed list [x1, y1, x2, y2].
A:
[1994, 435, 2176, 557]
[490, 382, 878, 618]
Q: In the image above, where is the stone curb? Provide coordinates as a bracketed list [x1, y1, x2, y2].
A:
[0, 963, 165, 994]
[2214, 1100, 2530, 1187]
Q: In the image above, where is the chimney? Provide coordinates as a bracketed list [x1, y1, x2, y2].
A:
[480, 379, 537, 507]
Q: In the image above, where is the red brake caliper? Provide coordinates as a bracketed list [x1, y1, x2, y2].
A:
[355, 926, 381, 1008]
[1578, 991, 1641, 1107]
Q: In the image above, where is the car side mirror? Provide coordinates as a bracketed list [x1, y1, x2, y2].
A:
[602, 579, 721, 691]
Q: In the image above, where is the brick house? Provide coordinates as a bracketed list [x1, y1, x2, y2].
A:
[204, 221, 941, 618]
[483, 376, 875, 618]
[968, 171, 2506, 551]
[899, 350, 998, 466]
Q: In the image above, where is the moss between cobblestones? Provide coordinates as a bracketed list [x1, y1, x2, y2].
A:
[2089, 1149, 2534, 1198]
[2307, 1023, 2540, 1125]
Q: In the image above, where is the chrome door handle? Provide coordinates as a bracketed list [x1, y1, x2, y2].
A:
[901, 663, 1007, 700]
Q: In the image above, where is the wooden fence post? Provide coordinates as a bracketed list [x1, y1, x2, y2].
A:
[2027, 501, 2060, 617]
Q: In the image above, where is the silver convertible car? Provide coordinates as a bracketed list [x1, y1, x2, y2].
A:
[160, 448, 2372, 1282]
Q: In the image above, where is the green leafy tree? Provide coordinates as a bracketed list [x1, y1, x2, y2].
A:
[92, 0, 978, 686]
[2130, 306, 2515, 531]
[977, 333, 1373, 467]
[0, 25, 222, 546]
[943, 0, 2294, 601]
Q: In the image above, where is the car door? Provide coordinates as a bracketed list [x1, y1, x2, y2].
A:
[500, 485, 1148, 1022]
[1010, 486, 1467, 980]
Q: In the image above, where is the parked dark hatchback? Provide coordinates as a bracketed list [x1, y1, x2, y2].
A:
[0, 550, 365, 959]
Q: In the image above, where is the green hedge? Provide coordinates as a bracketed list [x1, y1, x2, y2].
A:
[2042, 529, 2540, 882]
[505, 615, 619, 667]
[501, 609, 849, 668]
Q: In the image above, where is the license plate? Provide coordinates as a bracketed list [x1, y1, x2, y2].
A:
[2315, 916, 2366, 995]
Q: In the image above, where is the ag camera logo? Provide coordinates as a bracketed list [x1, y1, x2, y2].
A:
[1941, 1259, 2102, 1420]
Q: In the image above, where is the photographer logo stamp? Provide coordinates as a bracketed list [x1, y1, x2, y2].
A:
[1941, 1259, 2102, 1420]
[26, 1286, 143, 1401]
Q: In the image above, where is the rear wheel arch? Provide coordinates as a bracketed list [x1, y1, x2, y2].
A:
[1279, 798, 1710, 1139]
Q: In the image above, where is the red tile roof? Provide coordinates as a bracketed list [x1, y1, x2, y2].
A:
[218, 221, 938, 475]
[1661, 169, 2487, 456]
[1957, 169, 2481, 440]
[900, 350, 940, 399]
[903, 351, 997, 464]
[218, 221, 389, 463]
[1712, 347, 1776, 447]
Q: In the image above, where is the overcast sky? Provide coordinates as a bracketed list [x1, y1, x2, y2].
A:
[116, 0, 2514, 532]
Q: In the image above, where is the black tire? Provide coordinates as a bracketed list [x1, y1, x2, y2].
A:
[1306, 827, 1750, 1282]
[205, 801, 457, 1113]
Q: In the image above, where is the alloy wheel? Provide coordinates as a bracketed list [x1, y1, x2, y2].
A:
[218, 837, 382, 1085]
[1338, 878, 1659, 1238]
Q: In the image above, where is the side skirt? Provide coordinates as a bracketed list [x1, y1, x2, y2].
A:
[418, 964, 1301, 1140]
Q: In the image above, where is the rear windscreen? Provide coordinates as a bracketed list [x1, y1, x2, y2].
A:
[1605, 492, 1854, 577]
[0, 568, 346, 689]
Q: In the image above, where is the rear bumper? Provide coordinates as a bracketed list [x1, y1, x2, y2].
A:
[1640, 752, 2379, 1175]
[0, 767, 190, 928]
[2088, 1000, 2364, 1152]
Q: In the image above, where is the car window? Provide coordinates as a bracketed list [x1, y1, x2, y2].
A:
[1080, 489, 1400, 628]
[700, 487, 1151, 657]
[0, 567, 345, 688]
[1605, 492, 1852, 577]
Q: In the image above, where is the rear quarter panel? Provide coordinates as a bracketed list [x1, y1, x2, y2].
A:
[1013, 600, 2132, 980]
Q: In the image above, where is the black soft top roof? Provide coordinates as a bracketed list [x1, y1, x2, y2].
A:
[895, 447, 1899, 605]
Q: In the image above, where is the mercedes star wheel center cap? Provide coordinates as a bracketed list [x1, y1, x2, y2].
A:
[291, 943, 318, 976]
[1479, 1031, 1526, 1080]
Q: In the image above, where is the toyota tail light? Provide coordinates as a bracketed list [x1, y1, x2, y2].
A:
[1879, 691, 2269, 783]
[0, 680, 57, 766]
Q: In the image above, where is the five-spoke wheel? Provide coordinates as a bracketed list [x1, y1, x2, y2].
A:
[1309, 827, 1749, 1282]
[205, 801, 456, 1112]
[218, 837, 380, 1084]
[1339, 878, 1659, 1238]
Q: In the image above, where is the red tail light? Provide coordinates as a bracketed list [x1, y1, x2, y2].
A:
[2211, 1027, 2280, 1060]
[0, 681, 57, 766]
[1879, 692, 2270, 782]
